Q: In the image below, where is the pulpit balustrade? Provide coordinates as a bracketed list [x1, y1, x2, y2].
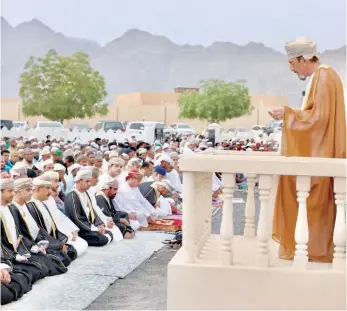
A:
[181, 151, 346, 271]
[168, 151, 346, 310]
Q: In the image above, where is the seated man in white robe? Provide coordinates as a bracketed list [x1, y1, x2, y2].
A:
[64, 168, 113, 246]
[96, 178, 135, 238]
[42, 171, 88, 257]
[98, 157, 125, 191]
[116, 169, 157, 228]
[88, 167, 124, 242]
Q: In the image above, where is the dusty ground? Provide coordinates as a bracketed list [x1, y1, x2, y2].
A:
[86, 247, 177, 310]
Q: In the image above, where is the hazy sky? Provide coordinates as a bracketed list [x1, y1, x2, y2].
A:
[1, 0, 346, 52]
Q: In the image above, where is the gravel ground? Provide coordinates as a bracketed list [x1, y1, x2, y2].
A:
[86, 191, 261, 310]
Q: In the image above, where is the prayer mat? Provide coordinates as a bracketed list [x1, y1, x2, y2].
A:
[140, 218, 182, 232]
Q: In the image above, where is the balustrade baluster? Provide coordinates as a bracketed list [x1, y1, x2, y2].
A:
[244, 174, 257, 237]
[256, 174, 273, 267]
[293, 176, 310, 269]
[219, 173, 235, 265]
[182, 171, 197, 263]
[333, 177, 346, 272]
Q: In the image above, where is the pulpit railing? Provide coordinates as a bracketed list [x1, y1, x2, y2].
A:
[180, 152, 346, 272]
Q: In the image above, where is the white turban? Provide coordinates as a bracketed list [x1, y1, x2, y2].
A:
[108, 150, 118, 159]
[54, 163, 65, 172]
[33, 176, 52, 188]
[10, 162, 28, 176]
[42, 171, 59, 181]
[14, 178, 33, 190]
[0, 179, 14, 190]
[42, 148, 51, 156]
[75, 168, 92, 181]
[43, 159, 53, 167]
[108, 157, 125, 166]
[285, 37, 317, 60]
[100, 177, 118, 190]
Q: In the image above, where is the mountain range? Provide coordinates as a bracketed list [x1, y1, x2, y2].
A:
[1, 17, 346, 106]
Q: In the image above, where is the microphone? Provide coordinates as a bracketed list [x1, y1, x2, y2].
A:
[302, 91, 306, 97]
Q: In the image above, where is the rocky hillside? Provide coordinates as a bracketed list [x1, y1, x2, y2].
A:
[1, 17, 345, 106]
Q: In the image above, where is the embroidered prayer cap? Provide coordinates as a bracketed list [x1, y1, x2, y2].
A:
[68, 163, 82, 173]
[42, 148, 51, 156]
[54, 163, 65, 171]
[10, 162, 28, 176]
[284, 37, 317, 60]
[34, 161, 44, 171]
[94, 154, 103, 160]
[43, 159, 53, 167]
[137, 148, 147, 155]
[125, 169, 143, 181]
[109, 157, 125, 166]
[33, 175, 52, 188]
[42, 170, 59, 181]
[101, 177, 119, 190]
[108, 150, 118, 159]
[53, 149, 63, 156]
[157, 154, 173, 164]
[14, 178, 33, 190]
[0, 178, 14, 190]
[75, 167, 93, 181]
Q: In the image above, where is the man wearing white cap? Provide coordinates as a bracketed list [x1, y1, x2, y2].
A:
[64, 168, 113, 246]
[271, 37, 346, 263]
[8, 178, 68, 276]
[26, 176, 77, 267]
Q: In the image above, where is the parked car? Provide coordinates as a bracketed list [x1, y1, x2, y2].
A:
[264, 120, 283, 136]
[169, 123, 196, 136]
[94, 121, 126, 132]
[13, 121, 30, 130]
[0, 120, 13, 130]
[33, 121, 64, 130]
[126, 121, 163, 137]
[70, 123, 90, 131]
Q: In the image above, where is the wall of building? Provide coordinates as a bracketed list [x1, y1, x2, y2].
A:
[1, 93, 287, 132]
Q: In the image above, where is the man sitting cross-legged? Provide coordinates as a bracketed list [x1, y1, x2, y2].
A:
[64, 168, 113, 246]
[26, 176, 77, 267]
[95, 178, 135, 239]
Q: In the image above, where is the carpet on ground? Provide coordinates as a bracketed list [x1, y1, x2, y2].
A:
[3, 231, 171, 311]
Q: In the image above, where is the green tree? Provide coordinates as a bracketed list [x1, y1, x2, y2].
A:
[178, 79, 252, 124]
[19, 49, 108, 122]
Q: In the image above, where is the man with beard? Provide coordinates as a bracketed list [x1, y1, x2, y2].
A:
[7, 178, 68, 276]
[270, 37, 346, 263]
[21, 148, 35, 170]
[95, 178, 135, 239]
[64, 168, 113, 246]
[26, 176, 77, 267]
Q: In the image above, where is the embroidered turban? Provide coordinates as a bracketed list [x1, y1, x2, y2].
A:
[14, 178, 33, 190]
[74, 168, 92, 181]
[33, 175, 52, 188]
[42, 171, 59, 181]
[101, 178, 119, 190]
[285, 37, 317, 60]
[125, 169, 142, 181]
[0, 178, 14, 190]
